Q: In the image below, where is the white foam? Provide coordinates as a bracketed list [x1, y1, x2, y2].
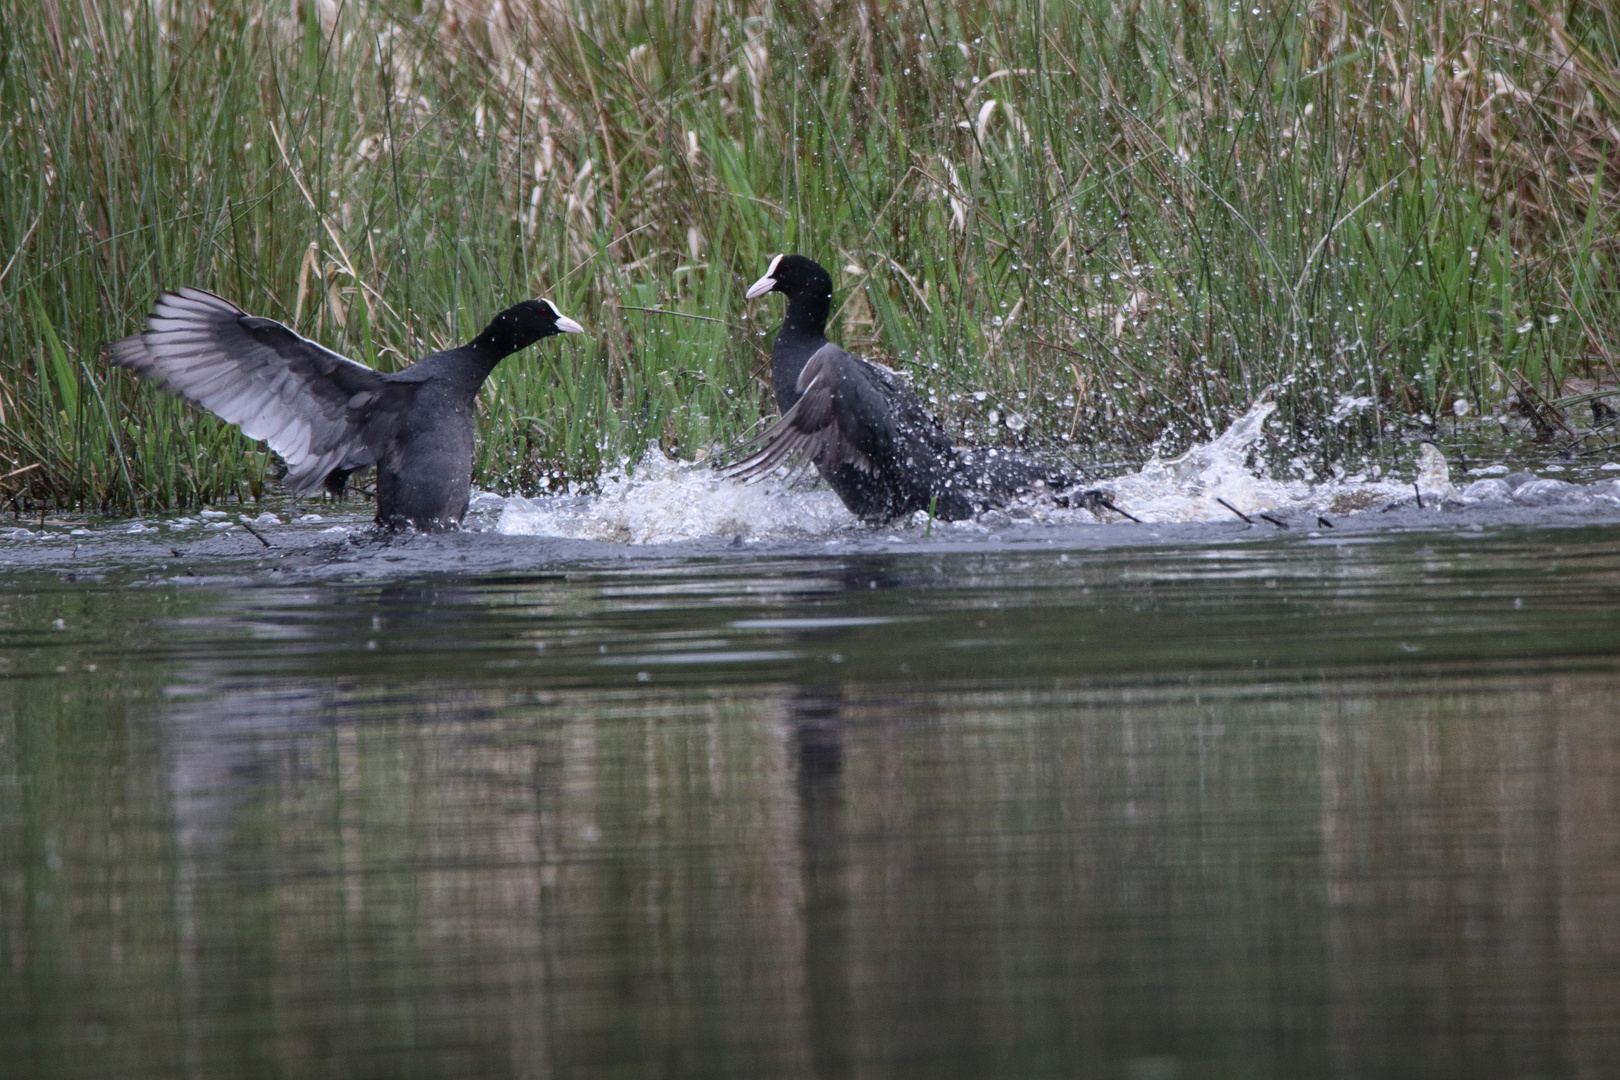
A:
[1415, 443, 1459, 502]
[1080, 400, 1405, 523]
[496, 402, 1589, 544]
[1511, 478, 1584, 506]
[1461, 478, 1512, 502]
[1097, 401, 1291, 521]
[498, 447, 851, 543]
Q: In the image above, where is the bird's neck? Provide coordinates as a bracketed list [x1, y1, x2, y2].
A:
[771, 294, 831, 411]
[450, 342, 505, 388]
[780, 289, 830, 343]
[462, 322, 544, 387]
[471, 324, 540, 362]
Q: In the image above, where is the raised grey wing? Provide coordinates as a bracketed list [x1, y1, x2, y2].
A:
[722, 400, 837, 483]
[723, 344, 888, 483]
[106, 287, 395, 494]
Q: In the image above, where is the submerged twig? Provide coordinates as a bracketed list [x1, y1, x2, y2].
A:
[1067, 489, 1142, 523]
[1215, 497, 1253, 524]
[238, 520, 272, 548]
[1093, 495, 1142, 523]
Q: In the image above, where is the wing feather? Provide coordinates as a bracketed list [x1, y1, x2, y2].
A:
[722, 344, 893, 483]
[106, 287, 402, 493]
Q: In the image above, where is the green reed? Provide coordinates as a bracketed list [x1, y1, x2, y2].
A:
[0, 0, 1615, 513]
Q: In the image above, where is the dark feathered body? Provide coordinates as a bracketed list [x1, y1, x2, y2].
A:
[106, 288, 581, 531]
[730, 255, 1070, 523]
[371, 360, 480, 530]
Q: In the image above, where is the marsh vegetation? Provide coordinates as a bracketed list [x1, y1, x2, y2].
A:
[2, 0, 1616, 512]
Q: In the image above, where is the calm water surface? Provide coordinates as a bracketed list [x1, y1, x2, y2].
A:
[3, 526, 1619, 1080]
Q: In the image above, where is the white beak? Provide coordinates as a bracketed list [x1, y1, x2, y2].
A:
[744, 253, 784, 300]
[541, 298, 585, 334]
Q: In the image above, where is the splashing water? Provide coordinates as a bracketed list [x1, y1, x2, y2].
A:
[498, 448, 851, 543]
[1095, 400, 1416, 523]
[1102, 401, 1296, 521]
[494, 403, 1335, 541]
[1414, 443, 1459, 503]
[495, 401, 1617, 543]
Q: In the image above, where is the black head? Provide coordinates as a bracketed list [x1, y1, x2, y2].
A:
[745, 254, 833, 303]
[745, 254, 834, 337]
[472, 298, 584, 358]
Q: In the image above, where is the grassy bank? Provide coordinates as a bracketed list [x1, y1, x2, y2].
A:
[2, 0, 1616, 513]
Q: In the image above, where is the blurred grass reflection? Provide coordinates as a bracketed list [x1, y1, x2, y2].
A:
[1, 533, 1619, 1077]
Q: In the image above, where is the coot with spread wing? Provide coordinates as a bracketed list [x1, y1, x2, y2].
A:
[107, 288, 583, 531]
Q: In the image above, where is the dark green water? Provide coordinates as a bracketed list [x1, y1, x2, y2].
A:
[4, 526, 1619, 1080]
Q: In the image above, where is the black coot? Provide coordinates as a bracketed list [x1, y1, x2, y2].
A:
[726, 254, 1126, 523]
[107, 288, 584, 531]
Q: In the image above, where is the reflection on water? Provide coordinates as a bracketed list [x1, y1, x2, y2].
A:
[3, 528, 1620, 1079]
